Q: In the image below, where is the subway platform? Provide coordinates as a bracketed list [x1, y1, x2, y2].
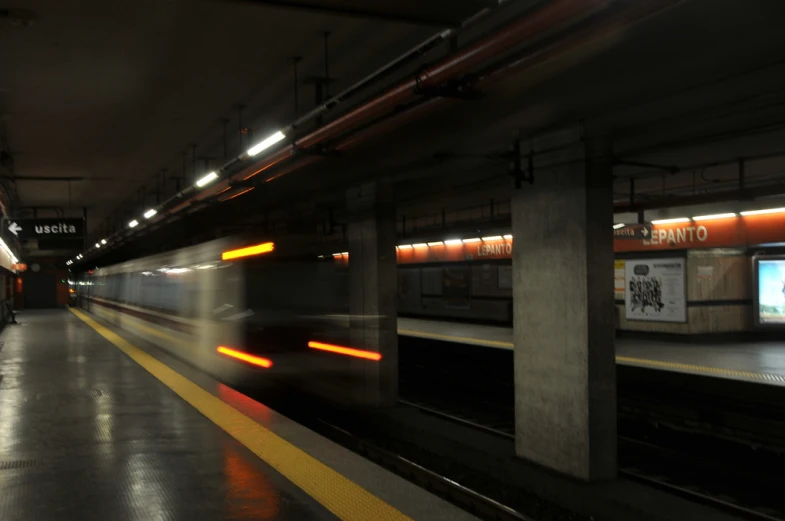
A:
[398, 317, 785, 386]
[0, 309, 478, 521]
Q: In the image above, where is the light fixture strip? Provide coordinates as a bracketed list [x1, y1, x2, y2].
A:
[692, 213, 737, 221]
[740, 207, 785, 216]
[247, 131, 286, 157]
[195, 171, 218, 188]
[650, 217, 691, 224]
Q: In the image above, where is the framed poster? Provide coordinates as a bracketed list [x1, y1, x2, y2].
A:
[753, 256, 785, 326]
[625, 257, 686, 322]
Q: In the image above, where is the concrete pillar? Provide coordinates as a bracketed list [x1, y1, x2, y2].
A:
[346, 179, 398, 407]
[511, 132, 616, 481]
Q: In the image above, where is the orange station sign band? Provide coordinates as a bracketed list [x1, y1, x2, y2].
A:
[330, 213, 785, 265]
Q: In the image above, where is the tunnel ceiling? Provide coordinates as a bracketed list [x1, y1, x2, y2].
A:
[3, 0, 785, 264]
[0, 0, 490, 229]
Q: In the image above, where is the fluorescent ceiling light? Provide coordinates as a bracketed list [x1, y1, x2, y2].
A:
[129, 219, 139, 228]
[167, 268, 191, 273]
[503, 234, 513, 239]
[247, 131, 286, 157]
[651, 217, 690, 224]
[462, 238, 481, 243]
[444, 239, 463, 245]
[195, 171, 218, 188]
[740, 207, 785, 216]
[412, 243, 428, 248]
[427, 241, 444, 246]
[341, 252, 349, 255]
[613, 223, 625, 229]
[482, 236, 502, 241]
[692, 213, 737, 221]
[397, 244, 412, 249]
[332, 253, 342, 257]
[0, 238, 17, 262]
[143, 209, 157, 219]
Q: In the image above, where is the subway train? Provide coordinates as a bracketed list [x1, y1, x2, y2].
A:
[76, 238, 380, 403]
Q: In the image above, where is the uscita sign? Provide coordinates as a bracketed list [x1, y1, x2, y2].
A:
[35, 223, 77, 234]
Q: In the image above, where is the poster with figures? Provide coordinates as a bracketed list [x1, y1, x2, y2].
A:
[625, 258, 686, 322]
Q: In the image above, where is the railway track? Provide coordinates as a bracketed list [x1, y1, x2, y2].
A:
[399, 394, 784, 521]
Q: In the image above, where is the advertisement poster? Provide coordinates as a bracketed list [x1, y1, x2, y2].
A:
[757, 259, 785, 324]
[625, 258, 686, 322]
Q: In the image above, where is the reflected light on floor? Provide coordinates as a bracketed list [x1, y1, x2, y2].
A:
[224, 440, 280, 519]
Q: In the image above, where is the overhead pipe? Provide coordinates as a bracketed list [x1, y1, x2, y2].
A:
[289, 0, 610, 150]
[147, 1, 517, 218]
[256, 0, 682, 187]
[143, 0, 607, 226]
[195, 0, 611, 201]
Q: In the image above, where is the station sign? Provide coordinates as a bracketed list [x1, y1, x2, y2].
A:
[613, 224, 652, 240]
[3, 218, 85, 240]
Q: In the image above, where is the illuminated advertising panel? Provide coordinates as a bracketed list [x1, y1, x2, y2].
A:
[755, 257, 785, 325]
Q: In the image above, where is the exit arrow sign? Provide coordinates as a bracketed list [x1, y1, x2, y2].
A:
[7, 222, 21, 236]
[614, 224, 652, 240]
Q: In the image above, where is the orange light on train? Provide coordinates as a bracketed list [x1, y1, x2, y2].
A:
[217, 346, 273, 368]
[221, 242, 274, 261]
[307, 341, 382, 361]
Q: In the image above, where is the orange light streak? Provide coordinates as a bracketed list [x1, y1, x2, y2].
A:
[243, 156, 286, 181]
[222, 187, 254, 202]
[217, 346, 273, 368]
[221, 242, 274, 260]
[307, 341, 382, 361]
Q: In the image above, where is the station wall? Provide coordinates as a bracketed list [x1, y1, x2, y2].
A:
[332, 211, 785, 335]
[615, 252, 752, 334]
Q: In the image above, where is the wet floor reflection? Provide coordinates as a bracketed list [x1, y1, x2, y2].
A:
[223, 440, 280, 520]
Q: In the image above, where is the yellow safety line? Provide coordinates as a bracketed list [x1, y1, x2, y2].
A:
[615, 356, 785, 383]
[398, 329, 785, 385]
[69, 308, 413, 521]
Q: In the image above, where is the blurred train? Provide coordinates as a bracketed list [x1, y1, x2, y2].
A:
[76, 238, 383, 403]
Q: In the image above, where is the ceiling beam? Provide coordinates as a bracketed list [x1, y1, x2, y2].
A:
[224, 0, 490, 27]
[0, 176, 113, 181]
